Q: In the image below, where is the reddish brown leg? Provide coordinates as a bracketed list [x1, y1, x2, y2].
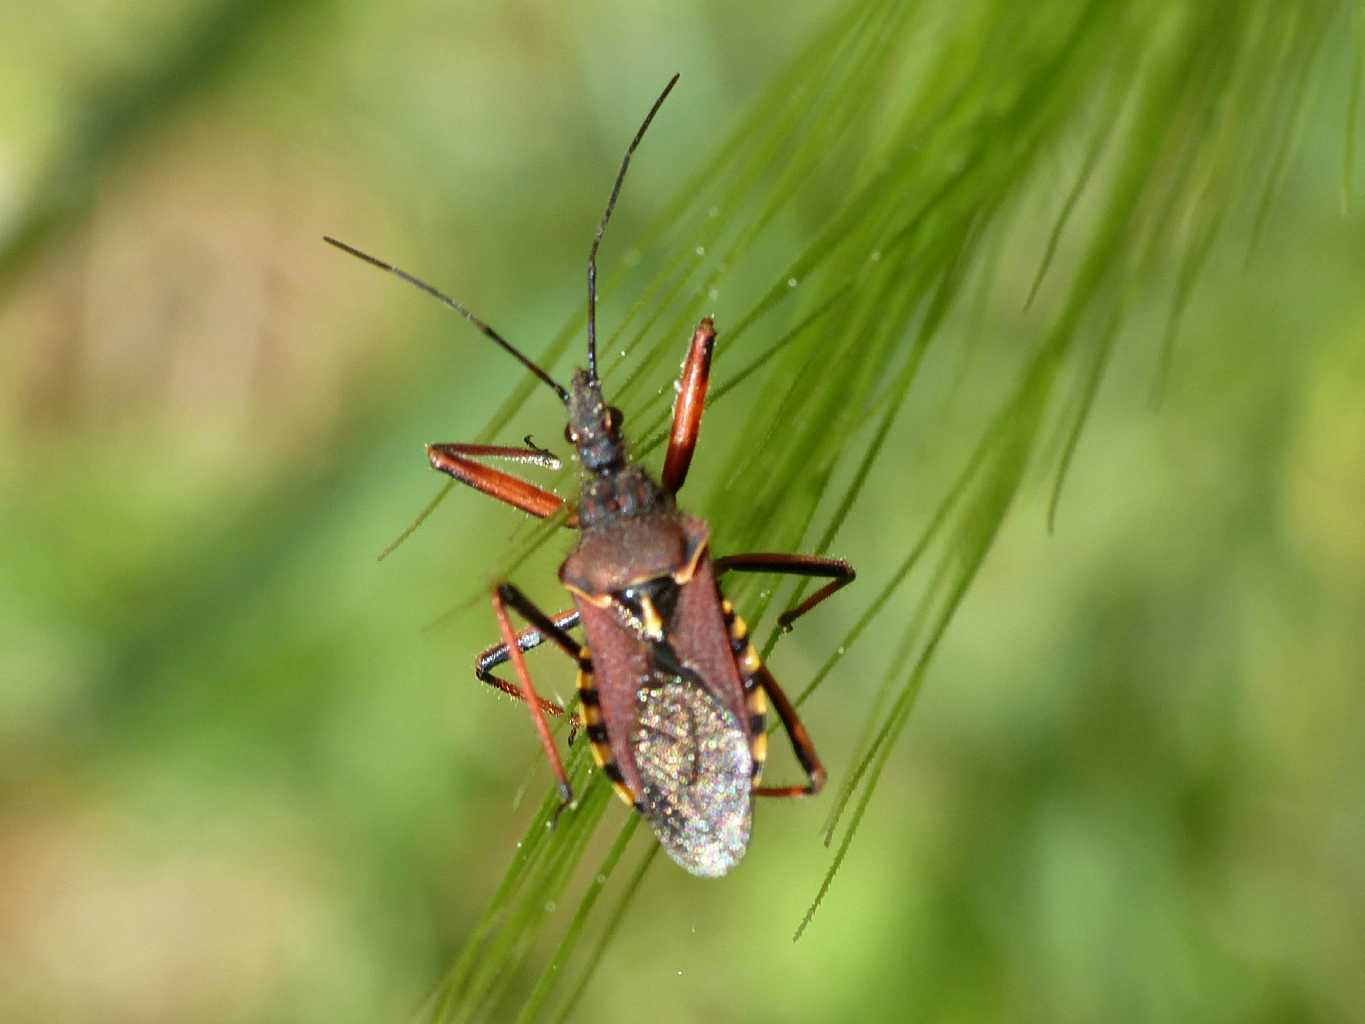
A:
[660, 317, 717, 494]
[492, 584, 590, 812]
[751, 664, 826, 798]
[475, 608, 582, 737]
[429, 441, 578, 525]
[715, 553, 856, 631]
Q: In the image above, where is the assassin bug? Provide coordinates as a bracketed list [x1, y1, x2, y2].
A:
[325, 74, 854, 877]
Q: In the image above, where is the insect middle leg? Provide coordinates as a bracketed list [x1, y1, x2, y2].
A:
[491, 584, 591, 810]
[475, 607, 582, 735]
[714, 553, 856, 631]
[429, 440, 577, 524]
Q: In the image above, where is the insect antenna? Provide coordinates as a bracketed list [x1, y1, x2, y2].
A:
[323, 235, 569, 404]
[586, 72, 681, 382]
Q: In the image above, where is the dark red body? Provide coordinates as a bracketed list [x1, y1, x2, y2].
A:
[562, 515, 761, 797]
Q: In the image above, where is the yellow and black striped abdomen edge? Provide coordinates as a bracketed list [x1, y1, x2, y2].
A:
[719, 597, 769, 783]
[576, 647, 637, 809]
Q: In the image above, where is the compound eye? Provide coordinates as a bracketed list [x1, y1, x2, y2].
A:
[605, 406, 625, 432]
[563, 423, 577, 445]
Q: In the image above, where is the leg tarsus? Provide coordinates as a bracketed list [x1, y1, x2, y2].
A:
[549, 782, 576, 828]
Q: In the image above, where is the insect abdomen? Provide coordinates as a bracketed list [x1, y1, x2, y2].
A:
[576, 655, 637, 808]
[720, 597, 769, 781]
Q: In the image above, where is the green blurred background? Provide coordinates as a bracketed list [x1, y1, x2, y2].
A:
[2, 1, 1362, 1021]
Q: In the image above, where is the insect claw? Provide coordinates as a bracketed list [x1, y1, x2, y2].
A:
[523, 434, 562, 470]
[548, 785, 575, 829]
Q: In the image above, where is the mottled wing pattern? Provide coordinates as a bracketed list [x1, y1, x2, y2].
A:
[632, 670, 752, 878]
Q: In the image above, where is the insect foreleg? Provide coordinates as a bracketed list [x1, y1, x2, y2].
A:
[661, 317, 717, 494]
[429, 442, 577, 524]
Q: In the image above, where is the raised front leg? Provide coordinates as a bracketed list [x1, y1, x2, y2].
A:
[428, 440, 577, 525]
[660, 317, 717, 494]
[715, 553, 856, 631]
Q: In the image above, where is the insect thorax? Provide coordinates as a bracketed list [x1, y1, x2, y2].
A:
[577, 464, 667, 528]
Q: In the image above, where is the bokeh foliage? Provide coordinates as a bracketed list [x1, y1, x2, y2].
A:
[1, 0, 1361, 1022]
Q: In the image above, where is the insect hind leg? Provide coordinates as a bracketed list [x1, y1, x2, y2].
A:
[750, 664, 826, 799]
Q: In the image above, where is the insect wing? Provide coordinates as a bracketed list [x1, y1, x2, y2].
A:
[632, 668, 752, 878]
